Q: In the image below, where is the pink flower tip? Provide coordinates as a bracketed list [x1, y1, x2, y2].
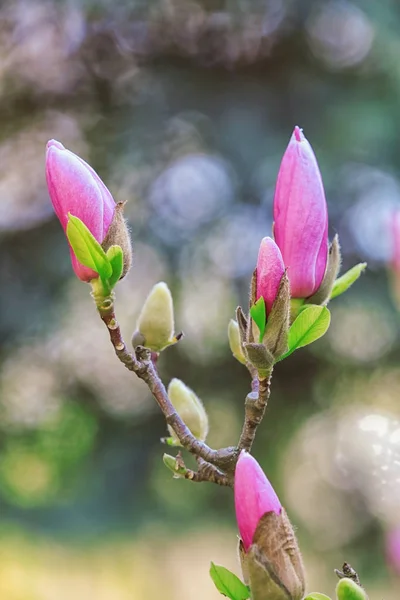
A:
[47, 139, 65, 152]
[293, 126, 304, 142]
[256, 237, 285, 316]
[234, 451, 282, 551]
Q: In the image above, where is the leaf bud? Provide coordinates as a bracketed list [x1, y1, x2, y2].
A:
[134, 282, 176, 352]
[167, 378, 208, 443]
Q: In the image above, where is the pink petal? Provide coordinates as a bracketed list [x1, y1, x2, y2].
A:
[273, 127, 328, 298]
[392, 210, 400, 272]
[256, 237, 285, 315]
[46, 140, 117, 281]
[234, 451, 282, 551]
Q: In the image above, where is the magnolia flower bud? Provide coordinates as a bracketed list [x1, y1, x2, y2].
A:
[228, 319, 246, 365]
[389, 210, 400, 309]
[46, 140, 131, 282]
[386, 526, 400, 574]
[167, 378, 208, 442]
[235, 451, 305, 600]
[235, 451, 282, 551]
[256, 237, 285, 315]
[273, 126, 329, 298]
[336, 578, 368, 600]
[134, 282, 175, 352]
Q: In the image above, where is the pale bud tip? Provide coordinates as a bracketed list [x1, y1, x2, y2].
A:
[46, 139, 65, 153]
[293, 126, 304, 142]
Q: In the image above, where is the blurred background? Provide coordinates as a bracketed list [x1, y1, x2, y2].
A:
[1, 0, 400, 598]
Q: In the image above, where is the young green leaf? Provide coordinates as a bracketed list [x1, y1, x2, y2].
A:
[330, 263, 367, 300]
[106, 245, 124, 288]
[250, 297, 266, 342]
[336, 578, 368, 600]
[304, 594, 332, 600]
[66, 214, 112, 280]
[210, 563, 250, 600]
[277, 305, 330, 361]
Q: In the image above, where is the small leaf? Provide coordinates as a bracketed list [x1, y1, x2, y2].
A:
[162, 454, 187, 478]
[330, 263, 367, 300]
[106, 245, 124, 288]
[161, 436, 181, 447]
[210, 563, 250, 600]
[66, 214, 112, 279]
[304, 594, 332, 600]
[336, 578, 368, 600]
[250, 297, 266, 342]
[277, 305, 331, 361]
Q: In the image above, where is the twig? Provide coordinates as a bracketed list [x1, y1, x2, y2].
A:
[94, 292, 238, 477]
[237, 371, 272, 452]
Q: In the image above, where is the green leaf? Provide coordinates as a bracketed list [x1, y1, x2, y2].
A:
[277, 305, 331, 361]
[330, 263, 367, 300]
[336, 578, 368, 600]
[304, 594, 332, 600]
[209, 563, 250, 600]
[106, 245, 124, 288]
[161, 436, 181, 447]
[250, 297, 266, 342]
[66, 214, 112, 280]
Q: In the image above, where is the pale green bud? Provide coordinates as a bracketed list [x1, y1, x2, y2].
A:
[228, 319, 246, 364]
[167, 378, 208, 443]
[134, 282, 175, 352]
[336, 578, 368, 600]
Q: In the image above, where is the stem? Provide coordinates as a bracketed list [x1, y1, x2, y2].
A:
[169, 454, 232, 486]
[237, 370, 272, 452]
[93, 287, 238, 480]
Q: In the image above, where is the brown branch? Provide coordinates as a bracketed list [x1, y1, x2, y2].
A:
[237, 370, 272, 453]
[164, 453, 232, 486]
[93, 288, 275, 483]
[94, 291, 238, 477]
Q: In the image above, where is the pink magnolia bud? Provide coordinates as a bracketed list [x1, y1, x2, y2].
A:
[234, 451, 282, 551]
[386, 527, 400, 574]
[46, 140, 116, 281]
[273, 126, 329, 298]
[256, 237, 285, 315]
[392, 210, 400, 271]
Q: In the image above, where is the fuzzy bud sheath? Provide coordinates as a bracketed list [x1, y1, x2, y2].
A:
[167, 378, 208, 443]
[235, 451, 305, 600]
[133, 282, 176, 352]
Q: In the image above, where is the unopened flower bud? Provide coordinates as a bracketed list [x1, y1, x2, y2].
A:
[167, 378, 208, 442]
[134, 282, 176, 352]
[235, 451, 282, 551]
[46, 140, 131, 281]
[336, 578, 368, 600]
[235, 451, 305, 600]
[389, 210, 400, 309]
[228, 319, 246, 365]
[273, 126, 329, 298]
[256, 237, 285, 316]
[386, 526, 400, 574]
